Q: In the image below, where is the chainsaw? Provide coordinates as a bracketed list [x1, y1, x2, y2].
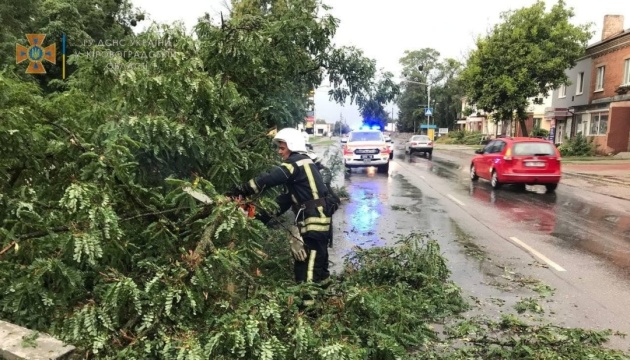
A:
[183, 186, 256, 218]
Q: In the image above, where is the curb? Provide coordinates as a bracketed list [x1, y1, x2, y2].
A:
[562, 172, 630, 187]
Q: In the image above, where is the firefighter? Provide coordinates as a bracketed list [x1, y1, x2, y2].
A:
[229, 128, 333, 293]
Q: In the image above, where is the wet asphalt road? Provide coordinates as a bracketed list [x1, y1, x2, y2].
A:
[318, 140, 630, 351]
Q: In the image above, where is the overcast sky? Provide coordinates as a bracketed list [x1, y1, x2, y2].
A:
[131, 0, 626, 127]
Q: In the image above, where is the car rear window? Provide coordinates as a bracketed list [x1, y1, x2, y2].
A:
[412, 136, 429, 141]
[349, 132, 382, 142]
[513, 142, 556, 156]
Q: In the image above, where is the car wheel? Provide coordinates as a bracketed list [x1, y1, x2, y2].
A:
[545, 183, 558, 193]
[378, 162, 389, 173]
[470, 164, 479, 181]
[427, 151, 432, 159]
[389, 152, 394, 160]
[491, 171, 502, 189]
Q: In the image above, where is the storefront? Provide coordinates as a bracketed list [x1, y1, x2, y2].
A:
[544, 107, 573, 144]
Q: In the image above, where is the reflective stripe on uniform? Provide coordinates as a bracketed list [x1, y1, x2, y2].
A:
[281, 163, 295, 175]
[307, 249, 316, 282]
[298, 214, 331, 233]
[301, 160, 319, 201]
[300, 223, 330, 233]
[304, 216, 331, 225]
[295, 159, 313, 167]
[248, 179, 259, 193]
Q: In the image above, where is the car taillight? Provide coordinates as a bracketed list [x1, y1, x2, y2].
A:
[380, 146, 390, 154]
[503, 147, 512, 161]
[343, 146, 353, 155]
[411, 142, 417, 146]
[428, 141, 433, 146]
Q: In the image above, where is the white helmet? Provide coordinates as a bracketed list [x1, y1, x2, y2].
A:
[273, 128, 307, 153]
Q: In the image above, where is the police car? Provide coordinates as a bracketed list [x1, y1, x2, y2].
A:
[342, 126, 391, 173]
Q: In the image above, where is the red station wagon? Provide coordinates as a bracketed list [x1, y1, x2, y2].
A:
[470, 137, 561, 192]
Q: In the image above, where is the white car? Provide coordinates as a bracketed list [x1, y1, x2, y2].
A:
[342, 130, 391, 173]
[405, 135, 433, 158]
[384, 135, 394, 159]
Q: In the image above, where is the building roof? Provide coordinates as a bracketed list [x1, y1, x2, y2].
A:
[583, 27, 630, 58]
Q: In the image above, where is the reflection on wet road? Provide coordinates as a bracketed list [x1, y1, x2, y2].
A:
[406, 151, 630, 275]
[341, 171, 387, 248]
[329, 165, 437, 272]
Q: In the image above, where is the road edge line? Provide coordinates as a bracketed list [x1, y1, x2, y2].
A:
[447, 194, 466, 206]
[509, 236, 566, 272]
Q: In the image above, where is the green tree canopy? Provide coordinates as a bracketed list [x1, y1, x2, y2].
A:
[396, 48, 465, 132]
[356, 71, 400, 129]
[460, 0, 592, 136]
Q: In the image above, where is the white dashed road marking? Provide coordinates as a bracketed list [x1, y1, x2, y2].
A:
[509, 236, 566, 272]
[447, 194, 465, 206]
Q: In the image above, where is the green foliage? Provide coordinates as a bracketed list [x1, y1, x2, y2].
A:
[437, 131, 485, 145]
[558, 134, 596, 156]
[462, 106, 475, 117]
[356, 71, 400, 128]
[332, 120, 351, 135]
[396, 48, 465, 132]
[441, 315, 630, 359]
[21, 331, 40, 348]
[514, 297, 545, 314]
[460, 0, 592, 136]
[531, 127, 550, 138]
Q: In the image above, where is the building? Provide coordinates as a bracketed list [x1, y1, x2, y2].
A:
[459, 94, 551, 136]
[548, 15, 630, 154]
[313, 122, 333, 136]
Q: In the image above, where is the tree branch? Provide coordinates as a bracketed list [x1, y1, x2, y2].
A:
[8, 164, 25, 188]
[46, 121, 87, 152]
[120, 207, 187, 222]
[16, 226, 70, 240]
[0, 241, 17, 256]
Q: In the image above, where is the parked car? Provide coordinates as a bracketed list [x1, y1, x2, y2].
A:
[470, 137, 561, 192]
[404, 135, 433, 158]
[342, 130, 390, 173]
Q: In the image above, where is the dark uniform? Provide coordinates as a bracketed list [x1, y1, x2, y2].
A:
[235, 152, 332, 283]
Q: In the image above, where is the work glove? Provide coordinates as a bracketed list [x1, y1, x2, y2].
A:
[288, 225, 308, 262]
[227, 182, 254, 198]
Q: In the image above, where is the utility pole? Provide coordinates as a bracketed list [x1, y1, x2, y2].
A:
[427, 84, 431, 127]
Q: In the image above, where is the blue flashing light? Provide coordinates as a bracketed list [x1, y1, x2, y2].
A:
[371, 125, 380, 130]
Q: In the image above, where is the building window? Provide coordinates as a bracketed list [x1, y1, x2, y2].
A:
[589, 112, 608, 136]
[624, 59, 630, 85]
[559, 85, 566, 98]
[595, 66, 605, 91]
[533, 118, 542, 129]
[576, 72, 584, 94]
[575, 113, 588, 136]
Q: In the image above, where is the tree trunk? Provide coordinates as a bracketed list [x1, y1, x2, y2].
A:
[518, 118, 529, 137]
